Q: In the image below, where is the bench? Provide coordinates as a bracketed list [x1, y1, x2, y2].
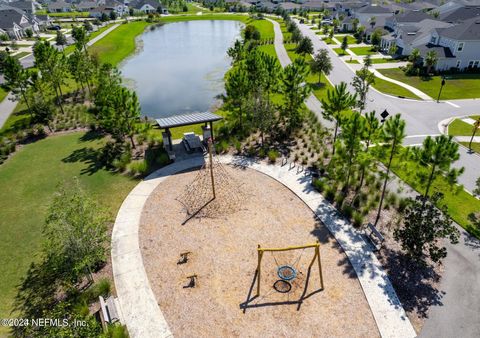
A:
[99, 296, 120, 327]
[365, 223, 385, 252]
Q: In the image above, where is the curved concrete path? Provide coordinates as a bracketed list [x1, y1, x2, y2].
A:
[112, 156, 416, 338]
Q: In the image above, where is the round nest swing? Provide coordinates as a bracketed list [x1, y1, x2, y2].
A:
[277, 265, 297, 281]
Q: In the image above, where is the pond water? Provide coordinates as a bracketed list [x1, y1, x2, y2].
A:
[121, 20, 243, 118]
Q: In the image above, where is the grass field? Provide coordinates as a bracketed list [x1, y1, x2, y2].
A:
[322, 37, 336, 44]
[89, 15, 272, 65]
[63, 23, 116, 55]
[13, 51, 30, 59]
[371, 73, 422, 100]
[333, 47, 347, 55]
[0, 132, 138, 335]
[88, 21, 150, 65]
[334, 35, 357, 45]
[345, 59, 360, 64]
[378, 68, 480, 100]
[0, 86, 7, 103]
[448, 116, 480, 136]
[349, 46, 378, 56]
[371, 58, 403, 64]
[285, 44, 334, 101]
[460, 142, 480, 153]
[388, 148, 480, 239]
[36, 10, 90, 17]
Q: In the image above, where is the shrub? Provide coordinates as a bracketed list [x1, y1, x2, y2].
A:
[342, 204, 354, 219]
[215, 140, 229, 154]
[234, 140, 242, 153]
[352, 211, 364, 227]
[96, 278, 111, 297]
[128, 160, 149, 176]
[313, 178, 325, 192]
[324, 186, 335, 202]
[397, 197, 409, 212]
[267, 149, 279, 163]
[247, 145, 256, 157]
[335, 192, 345, 207]
[258, 148, 266, 158]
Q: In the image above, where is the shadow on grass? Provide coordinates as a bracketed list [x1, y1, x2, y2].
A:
[62, 146, 105, 175]
[310, 82, 327, 91]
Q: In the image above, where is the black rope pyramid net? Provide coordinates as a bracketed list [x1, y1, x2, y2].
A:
[176, 154, 245, 219]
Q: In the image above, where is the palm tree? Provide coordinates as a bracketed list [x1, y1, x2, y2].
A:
[321, 82, 357, 156]
[414, 135, 463, 202]
[468, 117, 480, 151]
[425, 50, 438, 74]
[409, 48, 421, 66]
[374, 114, 406, 226]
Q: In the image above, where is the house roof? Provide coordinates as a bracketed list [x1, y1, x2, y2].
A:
[437, 17, 480, 40]
[8, 1, 34, 11]
[76, 1, 98, 9]
[418, 43, 454, 58]
[279, 2, 301, 10]
[355, 5, 392, 14]
[439, 6, 480, 22]
[399, 19, 453, 45]
[130, 0, 160, 9]
[393, 10, 431, 23]
[47, 1, 72, 10]
[156, 112, 223, 129]
[0, 9, 24, 29]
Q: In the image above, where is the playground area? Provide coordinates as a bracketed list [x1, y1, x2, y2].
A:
[139, 164, 379, 337]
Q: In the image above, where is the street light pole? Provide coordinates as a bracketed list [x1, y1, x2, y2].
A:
[437, 76, 446, 103]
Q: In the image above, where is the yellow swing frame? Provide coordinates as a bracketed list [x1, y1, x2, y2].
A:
[255, 241, 324, 296]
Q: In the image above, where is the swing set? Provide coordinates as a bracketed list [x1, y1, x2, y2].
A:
[255, 241, 324, 296]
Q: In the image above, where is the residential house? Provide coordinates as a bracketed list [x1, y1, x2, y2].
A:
[8, 0, 37, 15]
[76, 0, 98, 12]
[431, 17, 480, 70]
[47, 0, 73, 12]
[351, 4, 393, 28]
[129, 0, 167, 14]
[438, 5, 480, 23]
[95, 0, 129, 16]
[0, 7, 39, 39]
[385, 10, 432, 31]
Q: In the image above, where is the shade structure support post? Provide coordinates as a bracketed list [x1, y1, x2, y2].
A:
[208, 139, 216, 199]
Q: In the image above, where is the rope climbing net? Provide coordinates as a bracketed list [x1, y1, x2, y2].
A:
[176, 146, 245, 221]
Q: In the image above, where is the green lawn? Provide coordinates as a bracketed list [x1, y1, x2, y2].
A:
[333, 47, 347, 55]
[285, 43, 333, 101]
[345, 59, 360, 64]
[0, 86, 7, 103]
[378, 68, 480, 100]
[371, 73, 422, 100]
[0, 132, 138, 335]
[257, 43, 277, 59]
[63, 23, 116, 55]
[388, 148, 480, 239]
[13, 51, 30, 59]
[88, 21, 150, 65]
[322, 37, 336, 44]
[448, 116, 480, 136]
[371, 58, 402, 64]
[37, 11, 90, 17]
[460, 142, 480, 154]
[334, 35, 357, 44]
[349, 46, 378, 56]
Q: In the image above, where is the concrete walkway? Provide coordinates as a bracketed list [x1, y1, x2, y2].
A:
[87, 23, 120, 46]
[112, 155, 416, 338]
[0, 24, 121, 129]
[371, 69, 433, 100]
[0, 92, 18, 129]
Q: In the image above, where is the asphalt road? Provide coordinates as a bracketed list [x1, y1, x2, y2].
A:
[293, 20, 480, 338]
[296, 20, 480, 193]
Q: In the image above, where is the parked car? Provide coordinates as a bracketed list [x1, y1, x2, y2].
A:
[47, 25, 62, 31]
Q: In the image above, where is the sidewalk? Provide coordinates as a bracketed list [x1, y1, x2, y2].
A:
[112, 155, 416, 338]
[0, 93, 18, 129]
[371, 69, 433, 100]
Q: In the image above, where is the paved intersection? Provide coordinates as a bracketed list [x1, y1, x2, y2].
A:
[293, 19, 480, 193]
